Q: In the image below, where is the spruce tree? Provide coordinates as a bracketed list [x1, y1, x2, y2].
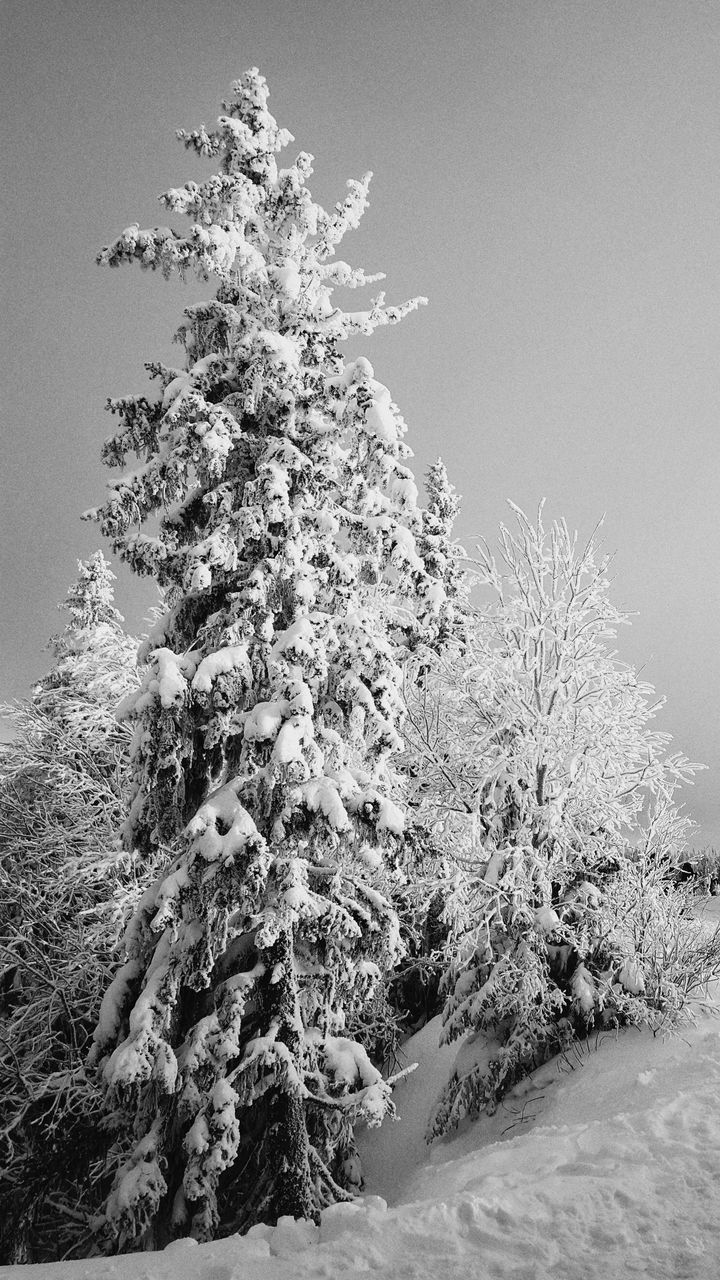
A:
[388, 458, 467, 1033]
[414, 458, 466, 645]
[85, 68, 449, 1246]
[33, 550, 130, 721]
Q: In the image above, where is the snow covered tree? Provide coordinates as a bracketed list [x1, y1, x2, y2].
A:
[400, 505, 700, 1136]
[0, 554, 141, 1263]
[84, 68, 451, 1247]
[33, 550, 127, 712]
[414, 458, 466, 644]
[385, 458, 468, 1036]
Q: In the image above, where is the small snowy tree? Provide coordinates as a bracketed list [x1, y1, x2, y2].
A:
[401, 505, 700, 1136]
[387, 458, 467, 1034]
[84, 69, 450, 1246]
[33, 550, 127, 714]
[414, 458, 466, 644]
[0, 553, 140, 1263]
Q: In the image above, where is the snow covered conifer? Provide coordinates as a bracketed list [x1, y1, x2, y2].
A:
[85, 69, 445, 1245]
[387, 459, 467, 1033]
[414, 458, 466, 643]
[33, 550, 129, 722]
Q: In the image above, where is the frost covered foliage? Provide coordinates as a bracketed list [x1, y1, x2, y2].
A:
[85, 69, 451, 1248]
[0, 554, 141, 1263]
[32, 551, 129, 717]
[382, 459, 467, 1040]
[401, 506, 701, 1138]
[666, 844, 720, 895]
[414, 459, 467, 646]
[599, 806, 720, 1025]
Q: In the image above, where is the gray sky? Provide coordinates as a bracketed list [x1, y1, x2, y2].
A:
[2, 0, 719, 843]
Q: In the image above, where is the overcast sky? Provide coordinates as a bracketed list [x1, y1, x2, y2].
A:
[2, 0, 720, 842]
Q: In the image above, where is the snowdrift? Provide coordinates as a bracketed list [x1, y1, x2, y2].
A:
[8, 901, 720, 1280]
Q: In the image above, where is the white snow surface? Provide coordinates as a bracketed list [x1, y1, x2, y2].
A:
[8, 900, 720, 1280]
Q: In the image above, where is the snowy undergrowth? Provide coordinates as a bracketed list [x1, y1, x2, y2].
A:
[8, 899, 720, 1280]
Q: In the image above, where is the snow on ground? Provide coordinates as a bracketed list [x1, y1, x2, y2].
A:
[7, 900, 720, 1280]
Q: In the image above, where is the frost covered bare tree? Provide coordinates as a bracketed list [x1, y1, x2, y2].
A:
[84, 69, 453, 1247]
[400, 505, 702, 1137]
[0, 553, 140, 1263]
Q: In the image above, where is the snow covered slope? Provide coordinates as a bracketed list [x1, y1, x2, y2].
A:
[8, 902, 720, 1280]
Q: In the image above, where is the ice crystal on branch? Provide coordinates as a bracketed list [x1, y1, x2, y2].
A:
[85, 68, 447, 1247]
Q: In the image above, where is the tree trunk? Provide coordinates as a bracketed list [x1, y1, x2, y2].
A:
[265, 929, 316, 1222]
